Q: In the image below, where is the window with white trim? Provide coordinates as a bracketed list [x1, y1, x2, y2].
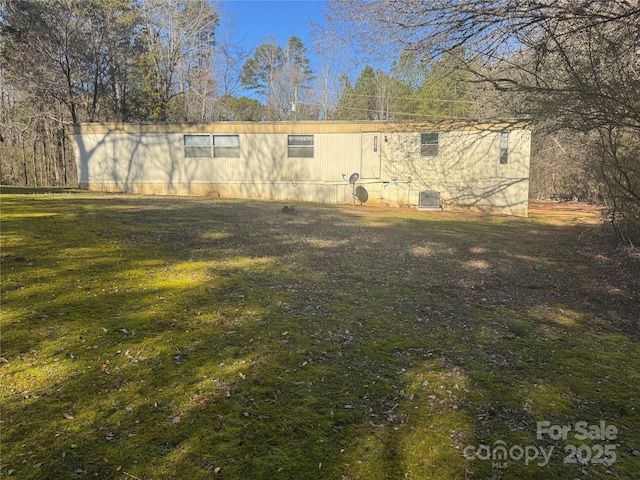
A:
[184, 134, 240, 158]
[421, 133, 439, 157]
[287, 135, 314, 158]
[184, 134, 212, 158]
[213, 135, 240, 158]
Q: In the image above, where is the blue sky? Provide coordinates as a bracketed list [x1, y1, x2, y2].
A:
[221, 0, 327, 55]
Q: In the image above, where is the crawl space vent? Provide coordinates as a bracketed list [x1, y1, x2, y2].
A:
[418, 190, 441, 210]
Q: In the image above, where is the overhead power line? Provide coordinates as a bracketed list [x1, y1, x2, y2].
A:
[297, 99, 484, 120]
[295, 86, 475, 105]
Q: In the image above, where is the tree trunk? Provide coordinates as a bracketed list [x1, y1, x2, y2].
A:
[22, 136, 29, 186]
[32, 134, 38, 187]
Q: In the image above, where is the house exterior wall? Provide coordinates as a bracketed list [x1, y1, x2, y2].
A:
[382, 129, 531, 214]
[67, 121, 531, 215]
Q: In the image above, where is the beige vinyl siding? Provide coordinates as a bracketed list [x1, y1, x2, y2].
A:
[317, 133, 361, 182]
[76, 133, 182, 185]
[69, 120, 531, 215]
[383, 129, 530, 215]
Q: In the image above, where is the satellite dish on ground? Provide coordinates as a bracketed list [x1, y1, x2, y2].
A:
[348, 173, 360, 185]
[356, 186, 368, 203]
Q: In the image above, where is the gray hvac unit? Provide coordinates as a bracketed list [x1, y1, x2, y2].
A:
[418, 190, 441, 210]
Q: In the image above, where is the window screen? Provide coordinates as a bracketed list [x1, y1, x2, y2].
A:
[287, 135, 314, 158]
[184, 135, 212, 158]
[213, 135, 240, 158]
[421, 133, 439, 157]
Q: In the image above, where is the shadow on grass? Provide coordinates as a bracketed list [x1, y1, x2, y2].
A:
[1, 193, 639, 479]
[0, 186, 84, 195]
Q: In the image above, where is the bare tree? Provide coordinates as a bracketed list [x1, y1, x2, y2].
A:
[327, 1, 639, 125]
[242, 36, 314, 120]
[209, 40, 250, 120]
[309, 22, 346, 120]
[139, 0, 218, 121]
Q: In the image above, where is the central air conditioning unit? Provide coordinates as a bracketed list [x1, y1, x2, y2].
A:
[418, 190, 442, 210]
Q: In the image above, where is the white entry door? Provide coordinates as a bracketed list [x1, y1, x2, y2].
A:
[361, 132, 381, 179]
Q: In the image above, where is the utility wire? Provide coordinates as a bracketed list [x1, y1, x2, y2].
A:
[295, 86, 475, 105]
[296, 100, 484, 120]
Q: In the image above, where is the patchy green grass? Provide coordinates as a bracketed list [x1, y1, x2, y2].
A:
[1, 188, 639, 480]
[506, 320, 533, 338]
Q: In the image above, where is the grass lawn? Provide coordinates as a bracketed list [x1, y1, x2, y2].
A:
[1, 188, 639, 479]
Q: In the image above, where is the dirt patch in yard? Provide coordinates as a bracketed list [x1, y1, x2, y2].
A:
[528, 199, 603, 223]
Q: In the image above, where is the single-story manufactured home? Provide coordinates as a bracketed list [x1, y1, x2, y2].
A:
[66, 120, 531, 215]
